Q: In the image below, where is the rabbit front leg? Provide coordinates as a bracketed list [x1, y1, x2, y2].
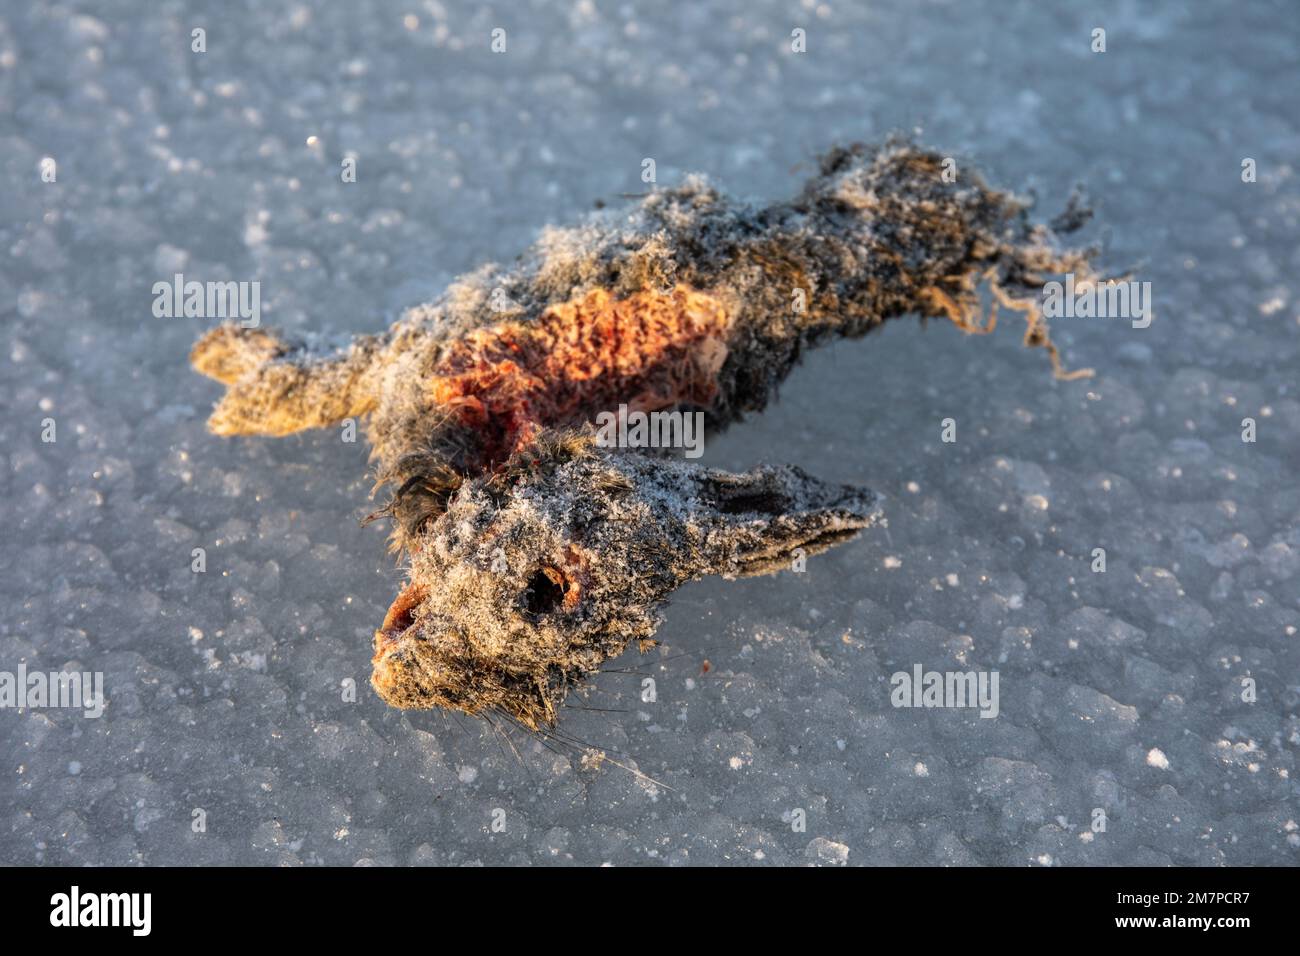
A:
[191, 323, 388, 436]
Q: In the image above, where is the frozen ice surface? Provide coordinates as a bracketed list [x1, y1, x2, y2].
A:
[2, 1, 1298, 866]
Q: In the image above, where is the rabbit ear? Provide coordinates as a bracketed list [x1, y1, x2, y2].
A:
[190, 324, 387, 436]
[695, 464, 880, 579]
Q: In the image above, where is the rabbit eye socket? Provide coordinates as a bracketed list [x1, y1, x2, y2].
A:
[523, 567, 567, 617]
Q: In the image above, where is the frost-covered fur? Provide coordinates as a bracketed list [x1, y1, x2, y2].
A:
[372, 433, 880, 728]
[191, 139, 1101, 728]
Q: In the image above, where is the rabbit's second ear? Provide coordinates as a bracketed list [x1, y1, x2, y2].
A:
[697, 465, 881, 579]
